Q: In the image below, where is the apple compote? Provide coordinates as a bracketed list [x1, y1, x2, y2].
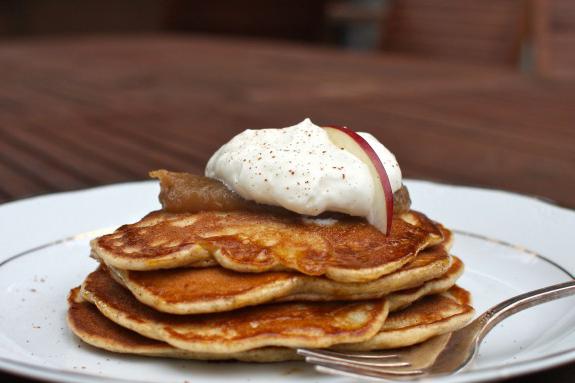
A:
[150, 169, 411, 216]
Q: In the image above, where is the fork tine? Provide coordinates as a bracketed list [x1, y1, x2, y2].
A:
[307, 356, 424, 375]
[304, 354, 409, 368]
[297, 348, 402, 360]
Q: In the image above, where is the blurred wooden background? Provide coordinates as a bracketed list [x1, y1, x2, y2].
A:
[1, 0, 574, 75]
[1, 0, 574, 77]
[0, 0, 573, 208]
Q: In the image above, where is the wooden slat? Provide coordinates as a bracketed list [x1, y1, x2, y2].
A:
[383, 0, 528, 67]
[0, 159, 43, 201]
[532, 0, 575, 77]
[0, 122, 129, 184]
[0, 129, 88, 191]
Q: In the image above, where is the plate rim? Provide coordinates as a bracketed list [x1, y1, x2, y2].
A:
[1, 179, 574, 383]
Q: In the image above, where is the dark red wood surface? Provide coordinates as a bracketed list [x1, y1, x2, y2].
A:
[0, 35, 574, 382]
[382, 0, 529, 67]
[0, 35, 573, 208]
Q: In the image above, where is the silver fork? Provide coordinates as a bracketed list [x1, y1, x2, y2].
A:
[298, 280, 575, 381]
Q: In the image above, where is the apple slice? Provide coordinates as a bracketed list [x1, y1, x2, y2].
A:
[323, 126, 394, 235]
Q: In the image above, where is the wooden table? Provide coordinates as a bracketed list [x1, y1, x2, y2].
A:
[0, 34, 574, 382]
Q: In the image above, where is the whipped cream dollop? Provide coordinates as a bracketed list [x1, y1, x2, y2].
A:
[205, 118, 402, 220]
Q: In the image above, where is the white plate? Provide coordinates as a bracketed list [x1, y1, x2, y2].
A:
[1, 180, 575, 383]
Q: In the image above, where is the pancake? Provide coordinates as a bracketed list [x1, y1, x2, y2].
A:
[91, 209, 443, 283]
[340, 286, 474, 351]
[67, 288, 298, 362]
[70, 283, 474, 361]
[386, 256, 463, 311]
[102, 254, 463, 316]
[80, 270, 389, 353]
[434, 224, 453, 252]
[104, 248, 456, 315]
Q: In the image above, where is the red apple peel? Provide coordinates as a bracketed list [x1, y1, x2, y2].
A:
[323, 126, 394, 234]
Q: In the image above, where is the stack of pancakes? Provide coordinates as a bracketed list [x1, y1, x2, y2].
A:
[67, 182, 474, 362]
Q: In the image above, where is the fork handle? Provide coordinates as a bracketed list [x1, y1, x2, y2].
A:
[474, 280, 575, 341]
